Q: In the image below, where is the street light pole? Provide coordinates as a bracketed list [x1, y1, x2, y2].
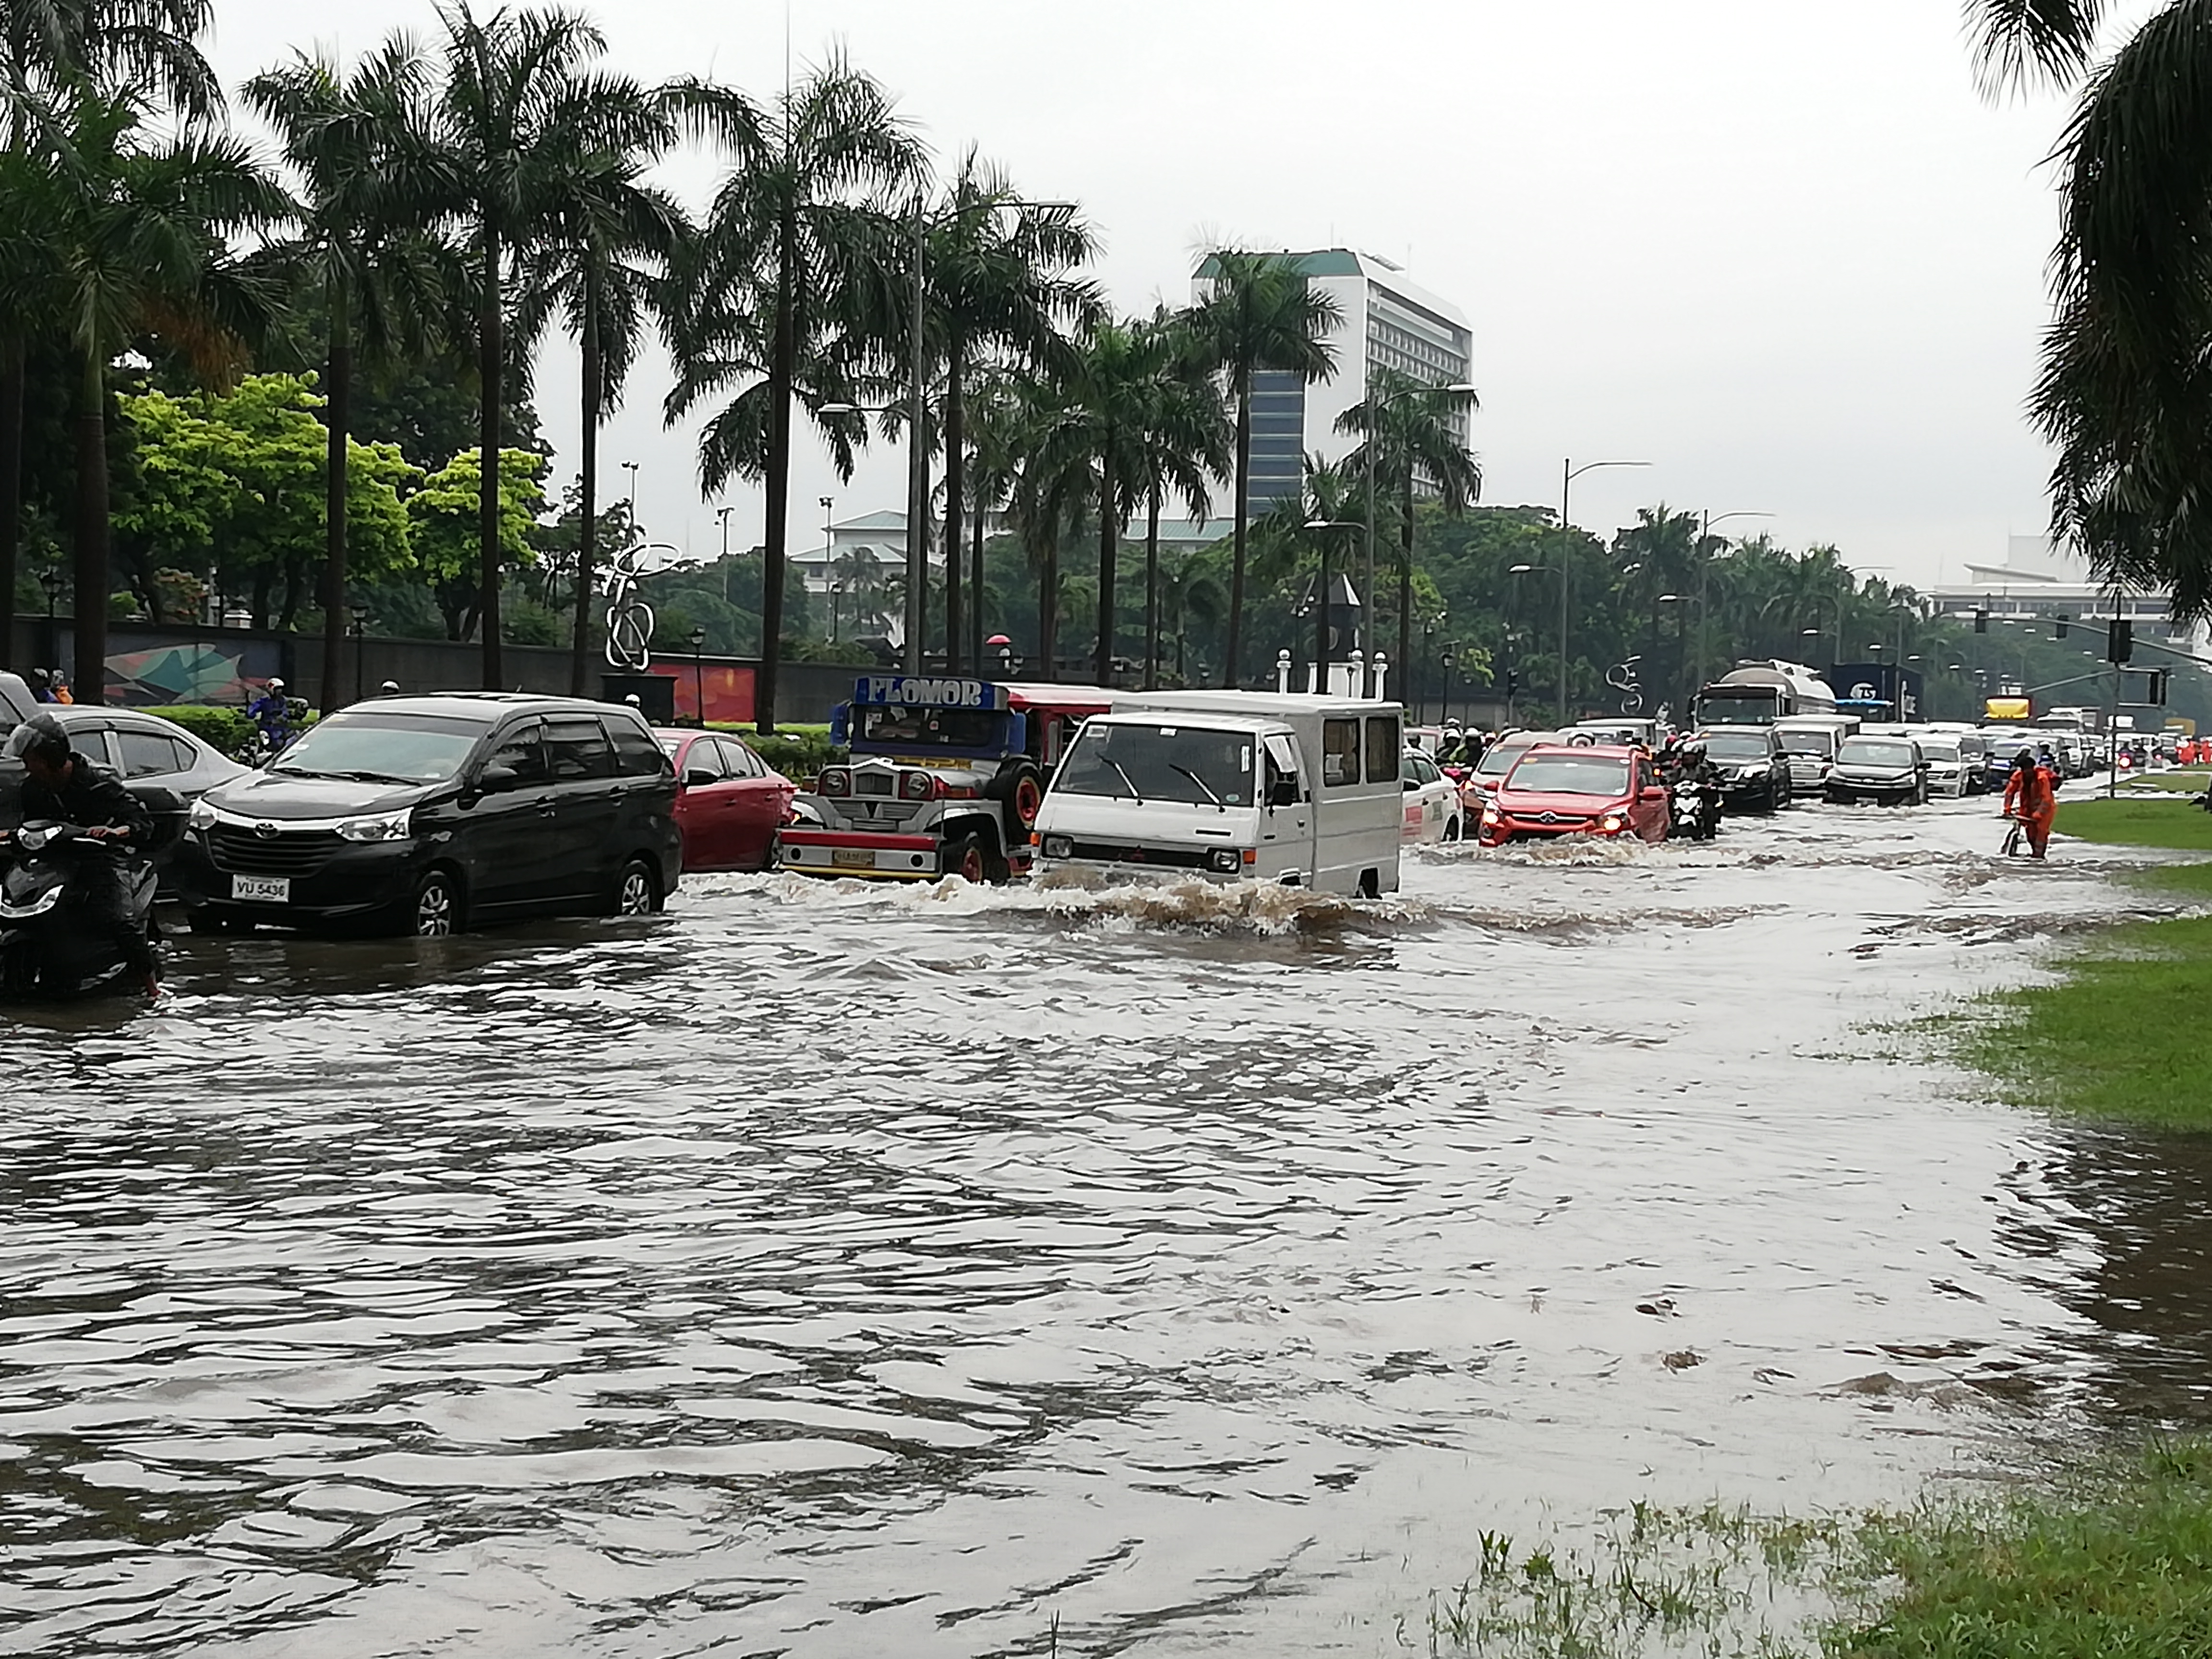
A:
[904, 189, 928, 673]
[1306, 518, 1359, 691]
[1560, 457, 1650, 724]
[1694, 508, 1771, 699]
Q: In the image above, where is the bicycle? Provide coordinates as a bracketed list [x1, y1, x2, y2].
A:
[1999, 813, 2025, 858]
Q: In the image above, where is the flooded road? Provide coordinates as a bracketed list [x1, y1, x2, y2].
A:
[2, 795, 2204, 1656]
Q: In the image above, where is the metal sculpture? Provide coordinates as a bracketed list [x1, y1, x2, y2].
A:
[602, 540, 681, 671]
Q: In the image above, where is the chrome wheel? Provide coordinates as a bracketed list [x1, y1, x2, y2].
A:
[616, 862, 655, 916]
[414, 875, 455, 937]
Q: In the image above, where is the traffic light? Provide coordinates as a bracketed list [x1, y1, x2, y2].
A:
[1504, 669, 1520, 698]
[1974, 608, 1988, 633]
[2109, 618, 2133, 662]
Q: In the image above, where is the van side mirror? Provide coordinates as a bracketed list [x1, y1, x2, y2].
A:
[1268, 779, 1300, 808]
[1402, 777, 1419, 793]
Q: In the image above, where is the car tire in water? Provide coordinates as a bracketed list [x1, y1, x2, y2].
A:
[1358, 869, 1382, 899]
[1443, 815, 1462, 842]
[411, 869, 461, 938]
[944, 833, 988, 885]
[611, 857, 658, 917]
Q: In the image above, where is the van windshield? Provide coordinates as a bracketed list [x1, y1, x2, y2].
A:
[1777, 730, 1835, 757]
[1056, 723, 1254, 806]
[1840, 740, 1916, 766]
[855, 706, 1006, 751]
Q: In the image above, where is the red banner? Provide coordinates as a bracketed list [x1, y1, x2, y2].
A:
[671, 663, 756, 725]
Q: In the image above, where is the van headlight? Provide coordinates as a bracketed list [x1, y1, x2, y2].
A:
[335, 806, 414, 843]
[187, 798, 217, 832]
[1042, 835, 1072, 859]
[1208, 847, 1241, 873]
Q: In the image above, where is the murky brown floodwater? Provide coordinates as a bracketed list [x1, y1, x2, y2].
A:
[2, 794, 2205, 1656]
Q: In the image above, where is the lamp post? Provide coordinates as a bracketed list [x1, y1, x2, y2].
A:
[1558, 458, 1651, 723]
[1305, 517, 1361, 691]
[38, 568, 60, 621]
[1509, 562, 1558, 722]
[621, 460, 639, 514]
[1439, 644, 1456, 727]
[349, 603, 369, 706]
[716, 505, 734, 604]
[688, 625, 707, 726]
[1420, 613, 1442, 722]
[1693, 509, 1772, 696]
[1363, 380, 1476, 672]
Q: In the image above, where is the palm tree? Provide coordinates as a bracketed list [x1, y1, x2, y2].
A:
[429, 0, 652, 689]
[510, 86, 683, 695]
[1128, 309, 1227, 688]
[665, 56, 923, 731]
[0, 91, 282, 693]
[1187, 249, 1339, 685]
[1334, 369, 1482, 690]
[1964, 2, 2212, 614]
[245, 39, 451, 714]
[0, 0, 221, 673]
[1158, 554, 1225, 685]
[913, 151, 1096, 672]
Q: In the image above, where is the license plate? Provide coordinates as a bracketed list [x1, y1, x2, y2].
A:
[230, 875, 291, 903]
[830, 848, 875, 869]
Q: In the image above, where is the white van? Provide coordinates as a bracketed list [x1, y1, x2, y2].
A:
[1772, 714, 1861, 793]
[1033, 690, 1404, 896]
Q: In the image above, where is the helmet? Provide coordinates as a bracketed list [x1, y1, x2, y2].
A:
[266, 677, 285, 692]
[379, 680, 399, 695]
[1681, 739, 1707, 759]
[3, 711, 69, 765]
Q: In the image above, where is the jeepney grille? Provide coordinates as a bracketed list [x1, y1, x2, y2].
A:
[847, 798, 925, 828]
[854, 771, 894, 796]
[208, 824, 344, 875]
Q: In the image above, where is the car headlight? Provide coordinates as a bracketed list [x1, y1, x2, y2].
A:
[187, 798, 217, 832]
[1599, 813, 1626, 833]
[1207, 847, 1241, 873]
[335, 806, 414, 843]
[1480, 805, 1502, 824]
[1042, 835, 1072, 859]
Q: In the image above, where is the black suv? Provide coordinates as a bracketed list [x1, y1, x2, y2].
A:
[1694, 726, 1793, 813]
[178, 694, 681, 936]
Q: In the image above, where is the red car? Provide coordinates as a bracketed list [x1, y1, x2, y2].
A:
[657, 729, 795, 872]
[1477, 743, 1671, 847]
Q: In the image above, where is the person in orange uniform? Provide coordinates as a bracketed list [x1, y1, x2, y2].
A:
[2002, 747, 2059, 860]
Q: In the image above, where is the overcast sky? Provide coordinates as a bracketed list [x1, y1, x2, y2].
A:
[203, 0, 2155, 591]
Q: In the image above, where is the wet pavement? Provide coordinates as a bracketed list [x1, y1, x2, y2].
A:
[2, 793, 2206, 1656]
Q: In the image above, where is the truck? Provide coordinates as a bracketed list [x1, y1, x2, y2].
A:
[777, 675, 1131, 883]
[1694, 661, 1838, 726]
[1033, 689, 1406, 897]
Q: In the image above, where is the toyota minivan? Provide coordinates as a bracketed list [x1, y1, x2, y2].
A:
[179, 694, 681, 935]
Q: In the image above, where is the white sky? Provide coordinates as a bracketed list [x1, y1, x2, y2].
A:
[203, 0, 2158, 590]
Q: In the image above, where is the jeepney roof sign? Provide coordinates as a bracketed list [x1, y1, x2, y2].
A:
[850, 675, 1008, 711]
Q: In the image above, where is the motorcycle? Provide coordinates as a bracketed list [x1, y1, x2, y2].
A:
[0, 816, 167, 999]
[1669, 777, 1721, 841]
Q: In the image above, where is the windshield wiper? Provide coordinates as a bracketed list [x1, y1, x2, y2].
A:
[1171, 764, 1224, 811]
[1104, 758, 1145, 802]
[274, 766, 417, 786]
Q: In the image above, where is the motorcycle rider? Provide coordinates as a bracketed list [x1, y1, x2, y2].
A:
[247, 677, 292, 751]
[4, 713, 160, 996]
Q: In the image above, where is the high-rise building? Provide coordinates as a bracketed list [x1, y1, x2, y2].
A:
[1192, 249, 1474, 517]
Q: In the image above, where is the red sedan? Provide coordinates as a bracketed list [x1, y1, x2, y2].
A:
[1477, 743, 1671, 847]
[656, 729, 795, 872]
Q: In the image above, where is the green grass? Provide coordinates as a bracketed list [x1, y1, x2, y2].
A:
[1832, 1439, 2212, 1659]
[2055, 793, 2212, 851]
[2123, 769, 2212, 793]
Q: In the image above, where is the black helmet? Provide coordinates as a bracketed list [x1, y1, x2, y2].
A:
[3, 711, 69, 765]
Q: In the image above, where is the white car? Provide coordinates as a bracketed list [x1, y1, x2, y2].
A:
[1401, 747, 1464, 842]
[1916, 737, 1972, 797]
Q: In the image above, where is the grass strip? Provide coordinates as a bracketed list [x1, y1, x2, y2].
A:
[1959, 795, 2212, 1128]
[1831, 1439, 2212, 1659]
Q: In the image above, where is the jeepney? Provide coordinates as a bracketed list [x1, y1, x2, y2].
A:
[778, 676, 1129, 883]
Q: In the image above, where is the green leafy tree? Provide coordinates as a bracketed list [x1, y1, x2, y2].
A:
[665, 56, 924, 730]
[406, 445, 547, 641]
[1187, 249, 1340, 685]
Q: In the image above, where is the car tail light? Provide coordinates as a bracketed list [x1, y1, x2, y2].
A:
[819, 768, 851, 796]
[901, 769, 934, 800]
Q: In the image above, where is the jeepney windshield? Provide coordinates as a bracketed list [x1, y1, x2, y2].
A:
[854, 706, 1007, 751]
[1055, 723, 1255, 806]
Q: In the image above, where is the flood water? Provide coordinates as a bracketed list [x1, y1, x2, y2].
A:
[3, 795, 2207, 1656]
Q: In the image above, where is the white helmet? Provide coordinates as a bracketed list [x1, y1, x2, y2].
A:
[267, 677, 285, 691]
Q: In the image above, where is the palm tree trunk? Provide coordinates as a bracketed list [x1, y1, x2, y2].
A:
[942, 330, 964, 674]
[1096, 457, 1118, 687]
[317, 289, 352, 715]
[1038, 533, 1058, 679]
[971, 502, 986, 664]
[1222, 355, 1251, 688]
[477, 228, 504, 689]
[1143, 485, 1162, 690]
[570, 280, 601, 697]
[0, 336, 22, 672]
[72, 347, 107, 702]
[757, 205, 798, 733]
[1398, 467, 1415, 700]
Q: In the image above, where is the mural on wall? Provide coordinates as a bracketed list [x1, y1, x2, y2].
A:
[106, 641, 278, 706]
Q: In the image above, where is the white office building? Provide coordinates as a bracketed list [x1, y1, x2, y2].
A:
[1192, 249, 1475, 517]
